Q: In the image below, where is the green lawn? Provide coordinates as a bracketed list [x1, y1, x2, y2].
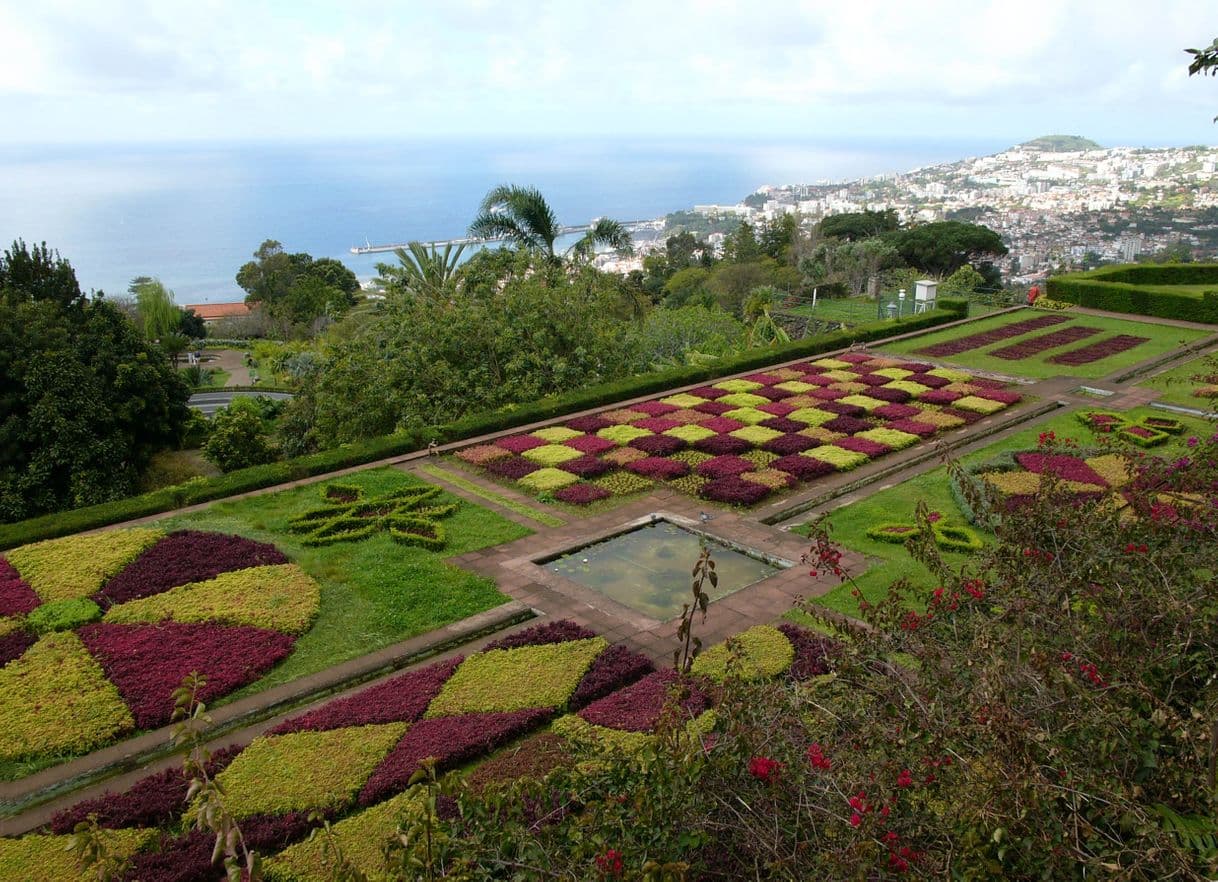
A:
[879, 308, 1210, 380]
[158, 467, 531, 701]
[784, 296, 1000, 326]
[1138, 351, 1218, 410]
[790, 404, 1214, 620]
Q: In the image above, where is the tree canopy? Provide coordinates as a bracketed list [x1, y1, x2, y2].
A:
[818, 209, 900, 242]
[0, 241, 191, 521]
[883, 221, 1008, 277]
[235, 240, 359, 330]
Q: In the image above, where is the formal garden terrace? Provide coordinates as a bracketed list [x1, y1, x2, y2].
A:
[0, 301, 1215, 879]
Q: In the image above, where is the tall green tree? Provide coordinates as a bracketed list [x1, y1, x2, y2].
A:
[236, 240, 357, 328]
[132, 278, 180, 341]
[468, 185, 633, 263]
[883, 221, 1007, 277]
[0, 242, 191, 521]
[818, 209, 900, 241]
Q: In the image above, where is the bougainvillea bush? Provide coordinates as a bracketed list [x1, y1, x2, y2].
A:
[0, 528, 319, 767]
[454, 359, 1022, 506]
[399, 436, 1218, 881]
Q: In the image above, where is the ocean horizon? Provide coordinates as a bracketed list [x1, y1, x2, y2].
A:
[0, 136, 1015, 303]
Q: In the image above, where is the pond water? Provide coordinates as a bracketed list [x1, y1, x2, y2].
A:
[546, 521, 780, 620]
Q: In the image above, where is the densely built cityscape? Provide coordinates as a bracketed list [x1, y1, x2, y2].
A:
[598, 138, 1218, 284]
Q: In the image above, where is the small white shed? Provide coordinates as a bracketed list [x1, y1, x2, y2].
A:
[914, 280, 938, 312]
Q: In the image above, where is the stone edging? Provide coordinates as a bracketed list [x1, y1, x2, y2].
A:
[0, 600, 534, 819]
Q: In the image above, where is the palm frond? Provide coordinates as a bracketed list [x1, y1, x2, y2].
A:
[471, 184, 560, 256]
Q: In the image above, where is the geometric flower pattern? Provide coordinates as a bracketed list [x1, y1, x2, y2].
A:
[0, 529, 319, 763]
[36, 621, 653, 877]
[456, 355, 1021, 506]
[28, 621, 833, 880]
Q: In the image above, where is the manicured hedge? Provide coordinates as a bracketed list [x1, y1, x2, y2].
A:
[1045, 264, 1218, 323]
[0, 305, 968, 551]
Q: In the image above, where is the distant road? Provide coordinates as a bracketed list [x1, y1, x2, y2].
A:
[188, 390, 293, 417]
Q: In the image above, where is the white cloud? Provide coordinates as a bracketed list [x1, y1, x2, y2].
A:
[0, 0, 1214, 140]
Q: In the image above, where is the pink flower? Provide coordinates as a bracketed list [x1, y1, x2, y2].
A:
[849, 812, 863, 828]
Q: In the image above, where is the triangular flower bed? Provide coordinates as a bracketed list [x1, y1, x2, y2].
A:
[78, 621, 295, 729]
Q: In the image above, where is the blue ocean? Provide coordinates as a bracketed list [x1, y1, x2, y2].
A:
[0, 137, 1010, 302]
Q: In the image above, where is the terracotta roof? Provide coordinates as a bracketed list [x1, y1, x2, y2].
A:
[185, 302, 252, 320]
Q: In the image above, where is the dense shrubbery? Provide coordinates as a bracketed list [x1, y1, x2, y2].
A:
[0, 242, 192, 523]
[1046, 263, 1218, 323]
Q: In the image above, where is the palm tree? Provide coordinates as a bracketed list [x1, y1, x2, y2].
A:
[376, 241, 466, 301]
[468, 185, 633, 263]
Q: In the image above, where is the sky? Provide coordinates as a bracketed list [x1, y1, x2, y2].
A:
[0, 0, 1216, 146]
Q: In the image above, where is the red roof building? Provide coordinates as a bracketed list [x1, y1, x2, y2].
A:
[184, 302, 253, 323]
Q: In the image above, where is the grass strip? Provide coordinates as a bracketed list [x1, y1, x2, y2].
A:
[417, 464, 564, 528]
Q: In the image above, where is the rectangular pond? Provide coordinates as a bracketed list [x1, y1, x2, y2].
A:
[542, 519, 783, 620]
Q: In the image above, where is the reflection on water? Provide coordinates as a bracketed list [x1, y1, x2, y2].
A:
[549, 522, 779, 620]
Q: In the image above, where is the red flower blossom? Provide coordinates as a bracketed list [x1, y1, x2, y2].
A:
[806, 742, 832, 771]
[896, 768, 913, 788]
[749, 755, 783, 784]
[595, 848, 624, 876]
[849, 812, 863, 828]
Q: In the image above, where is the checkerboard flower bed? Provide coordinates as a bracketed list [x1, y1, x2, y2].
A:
[453, 359, 1020, 506]
[0, 529, 320, 764]
[915, 314, 1068, 357]
[518, 467, 580, 492]
[697, 455, 756, 479]
[1048, 334, 1151, 366]
[521, 443, 584, 466]
[835, 436, 890, 457]
[629, 433, 686, 456]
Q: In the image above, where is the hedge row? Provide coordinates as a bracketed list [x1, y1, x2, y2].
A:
[1045, 264, 1218, 324]
[0, 302, 969, 550]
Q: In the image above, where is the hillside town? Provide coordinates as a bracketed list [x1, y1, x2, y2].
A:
[593, 139, 1218, 284]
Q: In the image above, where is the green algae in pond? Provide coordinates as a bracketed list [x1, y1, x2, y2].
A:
[548, 522, 780, 620]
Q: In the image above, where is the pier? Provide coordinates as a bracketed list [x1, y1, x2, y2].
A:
[349, 220, 659, 255]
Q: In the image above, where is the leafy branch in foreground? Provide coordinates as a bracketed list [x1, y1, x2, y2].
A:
[171, 672, 262, 882]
